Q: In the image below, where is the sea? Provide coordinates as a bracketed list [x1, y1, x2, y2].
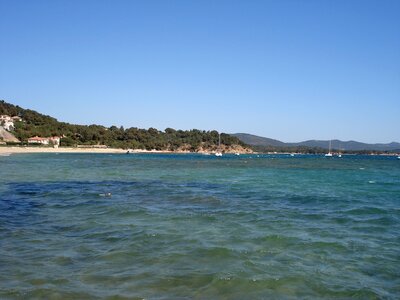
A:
[0, 153, 399, 299]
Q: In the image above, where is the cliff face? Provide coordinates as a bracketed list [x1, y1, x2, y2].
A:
[0, 127, 20, 143]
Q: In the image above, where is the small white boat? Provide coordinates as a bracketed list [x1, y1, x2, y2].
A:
[215, 133, 222, 157]
[235, 153, 240, 156]
[325, 140, 333, 157]
[337, 143, 343, 158]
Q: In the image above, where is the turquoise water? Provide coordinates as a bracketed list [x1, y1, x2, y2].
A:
[1, 153, 399, 299]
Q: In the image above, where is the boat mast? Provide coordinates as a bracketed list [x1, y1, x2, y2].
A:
[215, 133, 223, 156]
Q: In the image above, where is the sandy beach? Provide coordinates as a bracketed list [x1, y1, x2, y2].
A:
[0, 146, 173, 155]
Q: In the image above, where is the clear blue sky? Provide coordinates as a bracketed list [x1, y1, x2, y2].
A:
[1, 0, 399, 143]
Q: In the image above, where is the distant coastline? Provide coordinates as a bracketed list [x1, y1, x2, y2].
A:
[1, 146, 399, 157]
[1, 100, 398, 154]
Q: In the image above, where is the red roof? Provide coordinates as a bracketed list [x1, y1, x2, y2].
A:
[28, 136, 47, 141]
[28, 136, 60, 141]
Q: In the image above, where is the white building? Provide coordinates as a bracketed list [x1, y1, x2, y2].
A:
[12, 116, 22, 122]
[28, 136, 61, 146]
[2, 120, 14, 131]
[0, 115, 23, 131]
[0, 115, 11, 122]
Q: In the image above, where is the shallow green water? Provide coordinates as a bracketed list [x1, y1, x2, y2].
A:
[1, 153, 399, 299]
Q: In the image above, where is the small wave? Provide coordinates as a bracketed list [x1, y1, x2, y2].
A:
[345, 207, 388, 216]
[254, 234, 302, 248]
[297, 240, 349, 253]
[53, 256, 74, 266]
[192, 247, 237, 261]
[22, 288, 94, 299]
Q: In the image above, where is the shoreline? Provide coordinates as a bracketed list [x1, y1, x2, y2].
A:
[1, 147, 397, 157]
[0, 146, 247, 155]
[0, 146, 179, 155]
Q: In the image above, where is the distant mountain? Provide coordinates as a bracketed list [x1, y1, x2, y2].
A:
[231, 133, 400, 152]
[290, 139, 400, 151]
[232, 133, 286, 147]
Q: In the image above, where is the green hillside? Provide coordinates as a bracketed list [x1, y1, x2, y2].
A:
[231, 133, 286, 147]
[0, 100, 249, 151]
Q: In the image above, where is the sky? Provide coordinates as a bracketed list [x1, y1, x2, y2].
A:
[0, 0, 399, 143]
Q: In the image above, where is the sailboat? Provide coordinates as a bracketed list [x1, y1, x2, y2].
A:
[215, 133, 223, 157]
[338, 144, 342, 158]
[325, 140, 333, 157]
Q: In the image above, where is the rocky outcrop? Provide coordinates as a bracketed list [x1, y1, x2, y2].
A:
[176, 142, 253, 154]
[0, 127, 20, 143]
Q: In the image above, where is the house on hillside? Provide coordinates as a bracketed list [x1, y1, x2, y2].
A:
[28, 136, 61, 146]
[2, 120, 14, 131]
[0, 115, 11, 122]
[0, 115, 23, 131]
[27, 136, 49, 145]
[12, 116, 22, 122]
